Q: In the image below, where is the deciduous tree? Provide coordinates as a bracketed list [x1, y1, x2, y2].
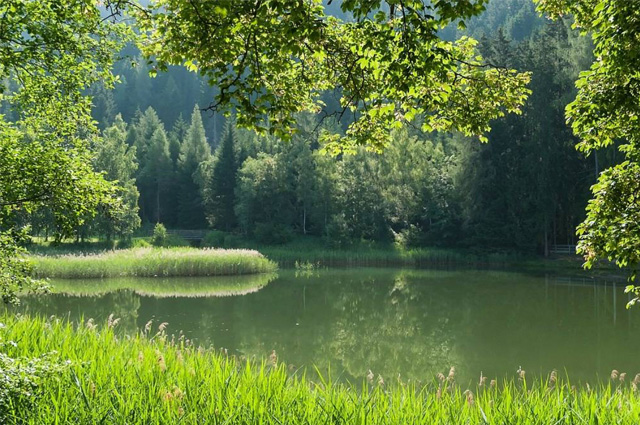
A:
[136, 0, 531, 152]
[534, 1, 640, 276]
[0, 0, 130, 302]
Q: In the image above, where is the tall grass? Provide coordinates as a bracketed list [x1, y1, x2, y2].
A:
[2, 314, 640, 424]
[28, 236, 590, 271]
[31, 247, 277, 279]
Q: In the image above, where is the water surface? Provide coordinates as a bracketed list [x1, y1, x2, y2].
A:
[18, 268, 639, 385]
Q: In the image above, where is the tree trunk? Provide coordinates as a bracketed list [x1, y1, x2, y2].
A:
[544, 217, 549, 258]
[156, 182, 161, 223]
[303, 206, 307, 235]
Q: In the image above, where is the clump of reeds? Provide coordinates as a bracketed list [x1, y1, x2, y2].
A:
[30, 247, 277, 279]
[3, 314, 640, 424]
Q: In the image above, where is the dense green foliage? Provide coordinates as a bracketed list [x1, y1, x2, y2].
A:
[3, 314, 640, 424]
[39, 1, 592, 256]
[0, 0, 131, 302]
[176, 106, 211, 228]
[31, 248, 277, 279]
[84, 115, 141, 240]
[65, 19, 596, 253]
[532, 1, 640, 272]
[4, 2, 640, 422]
[205, 125, 239, 231]
[135, 0, 531, 151]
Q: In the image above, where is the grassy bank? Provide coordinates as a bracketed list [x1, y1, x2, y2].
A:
[2, 314, 640, 424]
[258, 241, 593, 273]
[31, 247, 277, 279]
[262, 244, 520, 267]
[27, 235, 617, 275]
[204, 234, 597, 271]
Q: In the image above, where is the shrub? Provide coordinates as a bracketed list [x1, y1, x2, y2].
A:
[152, 223, 168, 247]
[130, 238, 151, 248]
[223, 234, 244, 248]
[254, 223, 292, 245]
[164, 234, 190, 247]
[202, 230, 227, 248]
[118, 237, 151, 249]
[324, 213, 351, 248]
[0, 349, 68, 423]
[393, 225, 425, 249]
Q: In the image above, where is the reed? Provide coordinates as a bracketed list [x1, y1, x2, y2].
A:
[30, 247, 277, 279]
[2, 314, 640, 424]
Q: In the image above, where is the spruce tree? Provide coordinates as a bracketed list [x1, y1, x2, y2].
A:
[127, 107, 178, 224]
[129, 107, 163, 165]
[176, 105, 211, 228]
[90, 83, 117, 130]
[139, 127, 174, 224]
[206, 122, 238, 231]
[168, 113, 188, 166]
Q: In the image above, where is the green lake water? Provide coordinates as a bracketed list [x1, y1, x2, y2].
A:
[17, 268, 640, 385]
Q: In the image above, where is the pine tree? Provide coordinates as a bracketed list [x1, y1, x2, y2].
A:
[168, 113, 188, 166]
[127, 107, 175, 224]
[90, 83, 117, 130]
[138, 127, 174, 224]
[176, 105, 211, 228]
[205, 122, 239, 231]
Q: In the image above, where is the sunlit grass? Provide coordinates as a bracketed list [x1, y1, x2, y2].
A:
[31, 247, 277, 279]
[3, 314, 640, 424]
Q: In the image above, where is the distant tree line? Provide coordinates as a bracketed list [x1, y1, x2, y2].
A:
[21, 4, 621, 255]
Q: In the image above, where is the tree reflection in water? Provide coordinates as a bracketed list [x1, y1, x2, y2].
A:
[14, 269, 640, 384]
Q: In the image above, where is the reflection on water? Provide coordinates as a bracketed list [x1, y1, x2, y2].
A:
[16, 268, 640, 384]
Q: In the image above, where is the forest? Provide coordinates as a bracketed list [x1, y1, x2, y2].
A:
[11, 0, 611, 255]
[3, 1, 640, 424]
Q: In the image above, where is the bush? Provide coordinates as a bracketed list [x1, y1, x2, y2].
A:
[0, 350, 68, 423]
[223, 234, 244, 248]
[151, 223, 168, 247]
[393, 225, 426, 249]
[165, 234, 190, 247]
[254, 223, 292, 245]
[324, 213, 351, 248]
[201, 230, 227, 248]
[117, 237, 150, 249]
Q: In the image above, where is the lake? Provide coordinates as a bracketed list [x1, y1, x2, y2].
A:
[17, 268, 640, 386]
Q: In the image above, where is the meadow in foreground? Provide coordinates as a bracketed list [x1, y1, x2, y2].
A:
[2, 314, 640, 424]
[30, 247, 277, 279]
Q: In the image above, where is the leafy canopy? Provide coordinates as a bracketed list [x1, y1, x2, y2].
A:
[136, 0, 531, 153]
[0, 0, 131, 302]
[535, 0, 640, 277]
